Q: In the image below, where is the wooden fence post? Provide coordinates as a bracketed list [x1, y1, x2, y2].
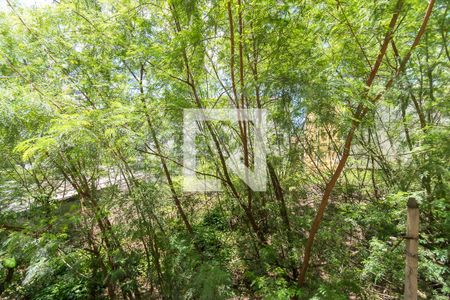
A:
[404, 197, 419, 300]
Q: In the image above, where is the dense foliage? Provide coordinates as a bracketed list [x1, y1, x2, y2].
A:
[0, 0, 448, 299]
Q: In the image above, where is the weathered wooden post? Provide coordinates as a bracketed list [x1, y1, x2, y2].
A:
[404, 197, 419, 300]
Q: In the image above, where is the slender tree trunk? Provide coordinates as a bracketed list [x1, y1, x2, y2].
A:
[138, 65, 194, 236]
[169, 2, 266, 244]
[298, 0, 435, 285]
[298, 123, 357, 285]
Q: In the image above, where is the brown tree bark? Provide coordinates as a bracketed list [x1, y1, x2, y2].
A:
[168, 2, 266, 244]
[138, 65, 194, 236]
[298, 0, 436, 286]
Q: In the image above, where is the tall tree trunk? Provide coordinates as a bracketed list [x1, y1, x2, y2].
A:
[298, 0, 435, 286]
[138, 65, 194, 236]
[169, 2, 266, 244]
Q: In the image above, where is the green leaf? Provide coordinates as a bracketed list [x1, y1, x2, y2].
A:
[3, 257, 16, 269]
